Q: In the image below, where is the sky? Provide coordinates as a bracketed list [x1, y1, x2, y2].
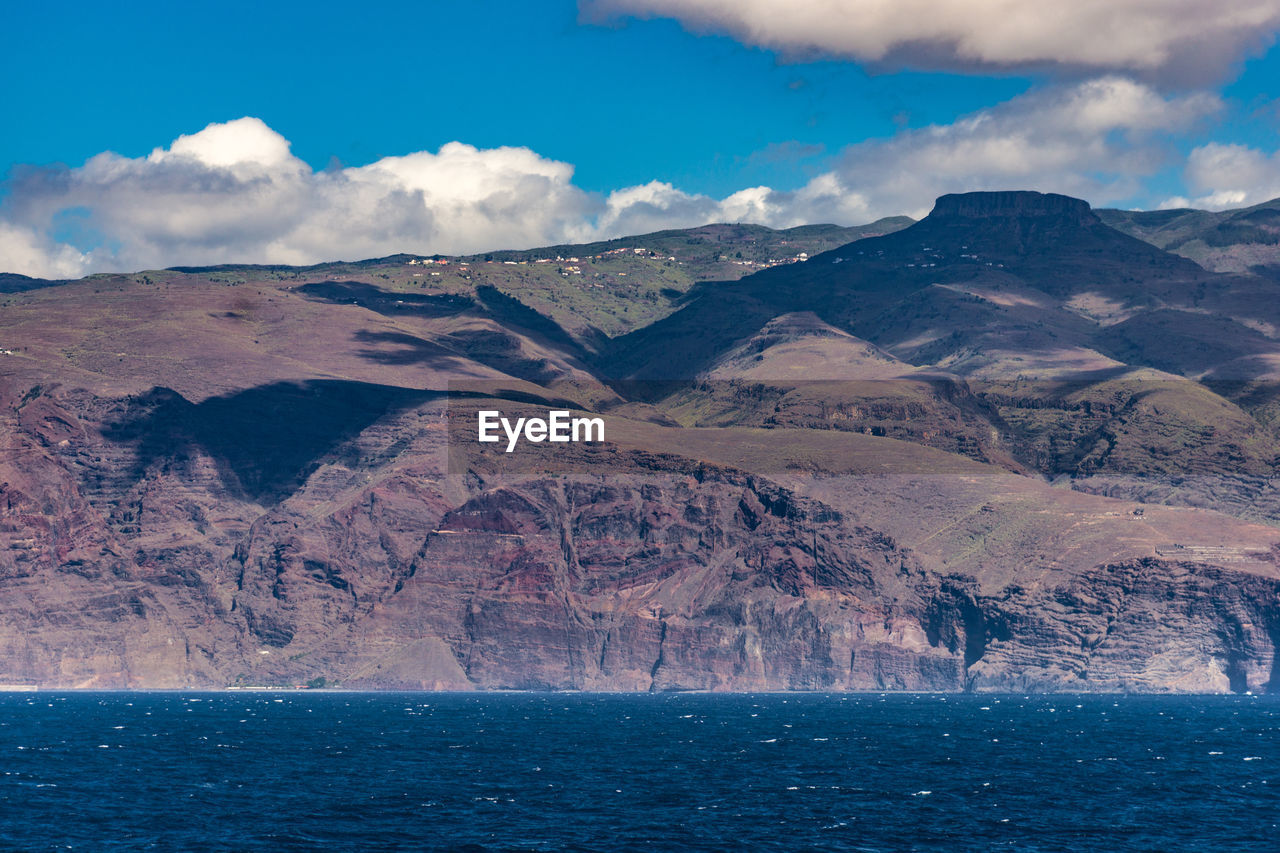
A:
[5, 0, 1280, 277]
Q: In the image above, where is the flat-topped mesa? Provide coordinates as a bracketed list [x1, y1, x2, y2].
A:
[927, 191, 1099, 225]
[803, 188, 1203, 295]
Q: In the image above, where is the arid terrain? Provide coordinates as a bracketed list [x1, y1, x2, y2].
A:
[5, 191, 1280, 692]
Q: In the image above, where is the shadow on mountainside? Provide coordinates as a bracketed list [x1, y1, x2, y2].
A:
[104, 380, 442, 504]
[102, 379, 595, 504]
[353, 328, 567, 384]
[296, 281, 475, 318]
[302, 280, 600, 383]
[353, 330, 465, 367]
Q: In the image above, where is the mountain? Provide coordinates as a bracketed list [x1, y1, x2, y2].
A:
[1100, 197, 1280, 274]
[608, 192, 1280, 511]
[4, 194, 1280, 692]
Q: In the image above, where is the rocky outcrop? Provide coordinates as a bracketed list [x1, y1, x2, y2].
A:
[967, 559, 1280, 693]
[929, 191, 1098, 225]
[334, 470, 973, 692]
[0, 385, 241, 687]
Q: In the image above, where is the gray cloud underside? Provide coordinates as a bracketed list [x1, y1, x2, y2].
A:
[581, 0, 1280, 83]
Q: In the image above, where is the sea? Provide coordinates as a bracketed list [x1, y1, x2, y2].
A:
[0, 692, 1274, 851]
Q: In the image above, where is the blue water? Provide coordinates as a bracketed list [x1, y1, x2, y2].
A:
[0, 692, 1275, 851]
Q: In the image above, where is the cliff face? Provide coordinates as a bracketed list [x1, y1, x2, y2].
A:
[359, 473, 958, 692]
[3, 378, 1279, 692]
[967, 559, 1280, 693]
[5, 193, 1280, 692]
[349, 472, 1280, 693]
[0, 385, 238, 687]
[928, 191, 1098, 224]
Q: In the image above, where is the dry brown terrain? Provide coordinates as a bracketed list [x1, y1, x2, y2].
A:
[4, 193, 1280, 692]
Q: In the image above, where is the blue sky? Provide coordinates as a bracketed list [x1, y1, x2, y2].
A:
[3, 1, 1032, 195]
[5, 0, 1280, 275]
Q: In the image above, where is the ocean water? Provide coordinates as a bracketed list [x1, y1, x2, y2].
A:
[0, 692, 1274, 851]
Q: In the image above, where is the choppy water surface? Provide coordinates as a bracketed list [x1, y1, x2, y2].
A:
[0, 692, 1275, 850]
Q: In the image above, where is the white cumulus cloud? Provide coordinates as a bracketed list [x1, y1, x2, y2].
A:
[155, 116, 298, 171]
[582, 0, 1280, 82]
[0, 223, 90, 280]
[0, 118, 602, 276]
[1161, 142, 1280, 209]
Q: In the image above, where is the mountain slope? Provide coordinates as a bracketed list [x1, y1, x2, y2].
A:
[1100, 197, 1280, 273]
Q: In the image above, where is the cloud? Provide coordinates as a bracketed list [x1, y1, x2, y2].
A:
[0, 223, 89, 280]
[0, 86, 1225, 277]
[581, 0, 1280, 82]
[614, 77, 1220, 226]
[156, 117, 298, 171]
[804, 76, 1220, 220]
[1161, 143, 1280, 209]
[594, 181, 723, 236]
[0, 118, 601, 276]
